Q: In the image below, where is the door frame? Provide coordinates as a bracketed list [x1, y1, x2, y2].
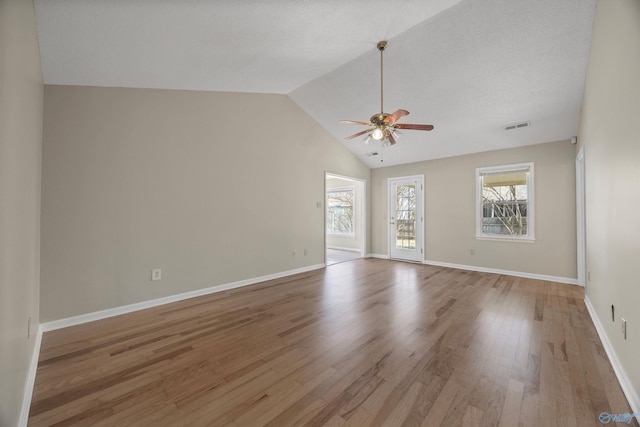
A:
[388, 175, 424, 262]
[324, 172, 367, 264]
[576, 147, 586, 287]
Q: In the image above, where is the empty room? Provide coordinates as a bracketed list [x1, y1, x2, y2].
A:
[2, 0, 639, 425]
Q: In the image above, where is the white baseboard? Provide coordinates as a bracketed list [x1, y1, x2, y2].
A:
[422, 259, 578, 285]
[584, 296, 640, 414]
[366, 255, 578, 285]
[40, 263, 326, 332]
[327, 246, 361, 253]
[19, 324, 43, 427]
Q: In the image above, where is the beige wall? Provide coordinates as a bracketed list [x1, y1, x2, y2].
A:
[371, 141, 577, 279]
[0, 0, 43, 424]
[578, 0, 640, 408]
[41, 85, 370, 321]
[326, 177, 362, 251]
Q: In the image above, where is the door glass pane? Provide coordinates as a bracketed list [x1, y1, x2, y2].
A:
[395, 184, 416, 250]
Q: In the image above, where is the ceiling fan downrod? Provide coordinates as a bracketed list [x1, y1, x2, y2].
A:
[378, 41, 386, 114]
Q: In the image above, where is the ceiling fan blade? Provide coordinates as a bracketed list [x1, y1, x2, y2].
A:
[388, 132, 397, 146]
[384, 109, 410, 124]
[340, 120, 371, 126]
[344, 129, 373, 140]
[394, 123, 434, 131]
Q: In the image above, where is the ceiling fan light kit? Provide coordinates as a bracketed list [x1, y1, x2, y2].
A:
[340, 40, 434, 147]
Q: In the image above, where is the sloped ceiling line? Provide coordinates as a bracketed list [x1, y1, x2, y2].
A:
[34, 0, 596, 168]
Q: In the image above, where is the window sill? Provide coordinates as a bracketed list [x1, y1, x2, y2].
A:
[475, 235, 535, 243]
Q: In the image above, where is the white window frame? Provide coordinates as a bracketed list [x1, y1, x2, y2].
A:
[326, 186, 355, 236]
[475, 162, 535, 242]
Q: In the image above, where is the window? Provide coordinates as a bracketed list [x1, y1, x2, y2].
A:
[394, 183, 417, 249]
[476, 163, 534, 241]
[327, 187, 354, 235]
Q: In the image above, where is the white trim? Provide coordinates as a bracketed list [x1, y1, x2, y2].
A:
[422, 259, 578, 285]
[368, 253, 390, 259]
[324, 172, 362, 182]
[475, 236, 535, 243]
[40, 264, 325, 332]
[576, 147, 586, 288]
[388, 175, 425, 263]
[19, 324, 43, 427]
[584, 296, 640, 414]
[358, 255, 577, 285]
[325, 172, 367, 262]
[476, 162, 535, 241]
[327, 186, 354, 192]
[326, 185, 356, 236]
[327, 246, 361, 252]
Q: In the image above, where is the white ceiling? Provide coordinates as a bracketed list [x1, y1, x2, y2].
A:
[34, 0, 596, 168]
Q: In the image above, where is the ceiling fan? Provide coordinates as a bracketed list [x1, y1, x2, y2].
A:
[340, 40, 434, 146]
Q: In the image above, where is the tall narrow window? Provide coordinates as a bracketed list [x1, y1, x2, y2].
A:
[476, 163, 534, 240]
[327, 187, 354, 235]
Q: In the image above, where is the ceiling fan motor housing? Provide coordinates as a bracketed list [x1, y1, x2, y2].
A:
[370, 113, 390, 126]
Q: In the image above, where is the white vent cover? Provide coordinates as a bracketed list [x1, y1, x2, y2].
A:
[504, 121, 531, 131]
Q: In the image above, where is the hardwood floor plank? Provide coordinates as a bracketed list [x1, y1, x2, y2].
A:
[420, 375, 462, 427]
[461, 405, 484, 427]
[28, 259, 636, 426]
[399, 375, 448, 427]
[30, 346, 191, 417]
[260, 369, 334, 427]
[498, 379, 524, 427]
[379, 381, 424, 427]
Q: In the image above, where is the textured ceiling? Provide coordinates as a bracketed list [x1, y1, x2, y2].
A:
[34, 0, 597, 168]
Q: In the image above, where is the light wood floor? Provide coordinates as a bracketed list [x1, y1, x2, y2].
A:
[326, 249, 361, 266]
[29, 259, 637, 426]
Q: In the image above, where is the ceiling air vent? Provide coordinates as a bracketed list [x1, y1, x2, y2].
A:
[504, 121, 530, 131]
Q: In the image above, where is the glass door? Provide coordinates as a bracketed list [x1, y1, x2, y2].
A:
[388, 176, 424, 262]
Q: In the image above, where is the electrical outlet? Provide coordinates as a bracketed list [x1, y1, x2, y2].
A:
[621, 318, 627, 340]
[151, 268, 162, 281]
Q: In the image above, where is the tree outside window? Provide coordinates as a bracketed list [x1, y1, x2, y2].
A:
[327, 187, 354, 235]
[476, 163, 534, 240]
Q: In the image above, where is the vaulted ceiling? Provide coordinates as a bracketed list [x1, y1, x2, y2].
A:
[34, 0, 596, 168]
